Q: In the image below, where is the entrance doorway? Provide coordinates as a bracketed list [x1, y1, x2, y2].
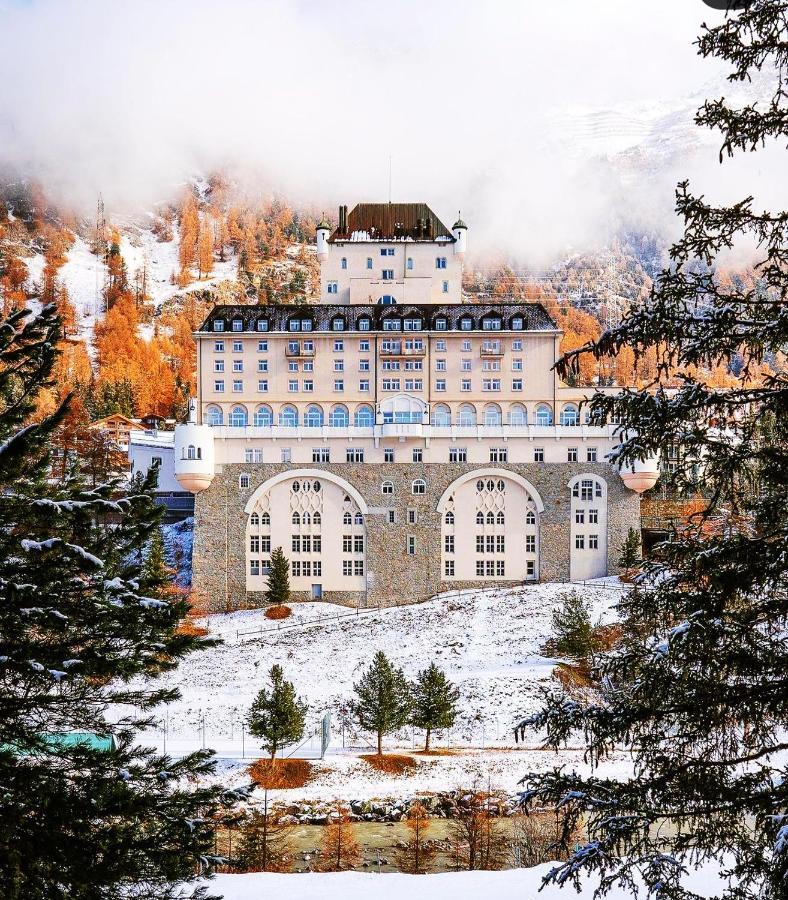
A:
[311, 584, 322, 600]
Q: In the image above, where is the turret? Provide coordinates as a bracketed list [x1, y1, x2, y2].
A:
[452, 213, 467, 259]
[174, 399, 215, 493]
[316, 216, 331, 261]
[619, 454, 660, 494]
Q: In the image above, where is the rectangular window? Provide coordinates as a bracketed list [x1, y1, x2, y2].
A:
[534, 447, 544, 462]
[496, 560, 505, 577]
[436, 257, 447, 269]
[261, 536, 271, 553]
[526, 560, 535, 577]
[303, 380, 314, 392]
[568, 447, 578, 462]
[342, 534, 352, 553]
[444, 535, 455, 554]
[342, 560, 352, 576]
[233, 341, 243, 352]
[476, 535, 485, 554]
[512, 359, 523, 371]
[257, 360, 268, 372]
[313, 537, 322, 554]
[445, 560, 455, 576]
[292, 535, 301, 553]
[476, 560, 485, 576]
[383, 361, 400, 370]
[486, 535, 495, 554]
[436, 339, 447, 351]
[334, 380, 344, 392]
[232, 320, 243, 332]
[354, 535, 364, 553]
[304, 340, 314, 351]
[214, 380, 225, 392]
[281, 448, 291, 463]
[289, 361, 299, 372]
[382, 269, 394, 280]
[312, 448, 330, 463]
[490, 448, 508, 463]
[360, 339, 370, 351]
[288, 380, 298, 392]
[334, 360, 344, 372]
[383, 379, 401, 391]
[461, 359, 472, 372]
[496, 535, 505, 553]
[587, 447, 598, 462]
[346, 448, 364, 463]
[384, 448, 394, 463]
[214, 360, 225, 372]
[486, 560, 495, 576]
[436, 359, 447, 371]
[250, 535, 260, 553]
[302, 536, 312, 553]
[404, 318, 422, 331]
[327, 281, 338, 294]
[340, 258, 347, 269]
[407, 257, 414, 270]
[250, 559, 260, 576]
[367, 257, 373, 269]
[213, 321, 224, 332]
[512, 379, 523, 391]
[334, 339, 344, 352]
[292, 561, 301, 577]
[404, 379, 423, 391]
[412, 448, 423, 463]
[525, 535, 536, 553]
[214, 340, 225, 351]
[233, 360, 243, 372]
[435, 379, 446, 391]
[462, 341, 472, 353]
[405, 359, 422, 371]
[575, 509, 585, 524]
[354, 560, 364, 576]
[380, 247, 395, 256]
[359, 359, 370, 371]
[407, 536, 416, 555]
[359, 380, 370, 392]
[449, 447, 467, 463]
[576, 535, 585, 550]
[589, 508, 599, 524]
[512, 340, 523, 351]
[461, 379, 472, 392]
[408, 508, 417, 525]
[257, 380, 268, 392]
[482, 360, 501, 371]
[387, 509, 396, 524]
[442, 280, 449, 293]
[482, 379, 501, 391]
[589, 534, 599, 549]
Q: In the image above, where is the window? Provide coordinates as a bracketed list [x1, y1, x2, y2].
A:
[256, 379, 268, 393]
[483, 379, 501, 392]
[482, 360, 501, 372]
[384, 448, 394, 463]
[382, 269, 394, 280]
[244, 448, 263, 463]
[411, 478, 426, 495]
[355, 406, 374, 427]
[461, 379, 472, 392]
[213, 320, 224, 332]
[589, 508, 599, 524]
[327, 281, 338, 294]
[312, 448, 330, 463]
[342, 560, 352, 576]
[233, 341, 243, 352]
[151, 456, 162, 467]
[250, 535, 260, 554]
[383, 319, 401, 331]
[346, 448, 364, 463]
[383, 379, 400, 391]
[250, 559, 260, 576]
[513, 339, 523, 351]
[381, 248, 395, 256]
[239, 474, 250, 488]
[442, 280, 449, 293]
[354, 560, 364, 576]
[476, 560, 485, 576]
[388, 509, 396, 524]
[512, 358, 523, 371]
[436, 339, 447, 350]
[206, 406, 223, 426]
[303, 380, 314, 392]
[535, 404, 553, 426]
[404, 318, 422, 331]
[576, 535, 585, 550]
[231, 319, 243, 333]
[436, 257, 447, 269]
[449, 447, 467, 463]
[568, 447, 578, 462]
[490, 447, 508, 463]
[359, 359, 370, 371]
[230, 406, 248, 427]
[404, 379, 423, 391]
[381, 480, 394, 495]
[496, 511, 505, 525]
[358, 317, 371, 332]
[354, 535, 364, 553]
[329, 405, 349, 427]
[445, 511, 455, 525]
[407, 536, 416, 555]
[462, 339, 471, 351]
[408, 509, 417, 525]
[332, 318, 345, 332]
[575, 510, 585, 524]
[444, 535, 455, 554]
[461, 359, 472, 372]
[587, 447, 598, 462]
[214, 360, 225, 372]
[341, 257, 347, 269]
[495, 561, 505, 577]
[257, 360, 268, 372]
[359, 380, 370, 392]
[288, 380, 298, 392]
[512, 379, 523, 391]
[281, 448, 291, 463]
[214, 380, 225, 393]
[560, 405, 580, 426]
[460, 317, 473, 331]
[233, 359, 243, 373]
[412, 448, 423, 463]
[589, 535, 599, 550]
[525, 535, 536, 553]
[233, 380, 243, 393]
[257, 321, 268, 333]
[407, 257, 414, 270]
[534, 447, 544, 462]
[334, 379, 344, 392]
[483, 317, 502, 331]
[360, 339, 370, 351]
[214, 340, 225, 351]
[574, 478, 603, 501]
[445, 560, 455, 576]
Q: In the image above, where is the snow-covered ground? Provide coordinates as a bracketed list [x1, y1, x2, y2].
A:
[193, 859, 729, 900]
[127, 581, 629, 799]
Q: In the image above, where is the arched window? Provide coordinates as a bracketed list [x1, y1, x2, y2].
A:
[187, 445, 196, 460]
[304, 405, 324, 428]
[526, 510, 536, 525]
[483, 403, 502, 426]
[313, 512, 321, 525]
[382, 480, 394, 495]
[573, 478, 604, 501]
[279, 405, 298, 427]
[476, 511, 484, 525]
[486, 511, 495, 525]
[254, 404, 273, 427]
[535, 404, 553, 426]
[445, 511, 455, 525]
[343, 511, 352, 525]
[206, 405, 223, 426]
[458, 404, 477, 426]
[250, 512, 259, 526]
[412, 478, 427, 495]
[496, 511, 505, 525]
[508, 404, 527, 426]
[378, 295, 397, 306]
[329, 405, 349, 428]
[239, 474, 250, 488]
[230, 405, 248, 427]
[354, 405, 374, 427]
[354, 512, 364, 525]
[560, 404, 580, 426]
[261, 512, 270, 526]
[292, 512, 300, 525]
[341, 257, 347, 269]
[303, 512, 311, 525]
[431, 404, 451, 427]
[380, 394, 426, 425]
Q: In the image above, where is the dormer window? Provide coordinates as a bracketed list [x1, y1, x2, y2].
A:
[232, 319, 243, 332]
[332, 317, 346, 331]
[511, 316, 524, 330]
[213, 320, 225, 332]
[357, 316, 371, 331]
[460, 316, 473, 331]
[482, 317, 502, 331]
[383, 318, 401, 331]
[301, 319, 313, 332]
[434, 316, 447, 331]
[256, 319, 269, 332]
[289, 319, 301, 332]
[404, 318, 422, 331]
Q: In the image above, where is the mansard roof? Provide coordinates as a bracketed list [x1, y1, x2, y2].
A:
[329, 203, 455, 243]
[199, 302, 558, 333]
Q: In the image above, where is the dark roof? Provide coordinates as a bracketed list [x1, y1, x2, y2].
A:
[199, 302, 557, 333]
[329, 203, 455, 243]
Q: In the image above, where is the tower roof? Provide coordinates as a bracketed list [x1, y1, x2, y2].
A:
[316, 217, 331, 231]
[329, 203, 455, 243]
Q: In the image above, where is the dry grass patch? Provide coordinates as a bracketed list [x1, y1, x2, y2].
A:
[359, 753, 418, 775]
[249, 758, 315, 790]
[264, 605, 292, 620]
[413, 748, 462, 756]
[554, 661, 593, 690]
[176, 619, 209, 638]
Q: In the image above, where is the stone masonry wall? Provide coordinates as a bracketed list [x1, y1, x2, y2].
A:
[192, 462, 641, 612]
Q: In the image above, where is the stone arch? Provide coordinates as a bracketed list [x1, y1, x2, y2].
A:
[437, 468, 545, 514]
[244, 469, 369, 516]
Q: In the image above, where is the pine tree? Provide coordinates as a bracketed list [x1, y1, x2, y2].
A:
[519, 5, 788, 898]
[410, 662, 459, 751]
[0, 303, 240, 900]
[316, 807, 361, 872]
[618, 526, 641, 574]
[547, 591, 595, 661]
[352, 651, 411, 755]
[247, 664, 307, 760]
[265, 546, 290, 609]
[142, 525, 173, 597]
[394, 802, 435, 874]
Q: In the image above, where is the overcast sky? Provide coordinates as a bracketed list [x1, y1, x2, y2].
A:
[0, 0, 773, 259]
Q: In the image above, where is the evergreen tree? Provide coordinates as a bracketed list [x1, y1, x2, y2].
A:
[0, 304, 240, 900]
[519, 5, 788, 898]
[265, 546, 290, 609]
[352, 651, 411, 755]
[141, 525, 172, 598]
[247, 664, 307, 760]
[618, 526, 641, 573]
[410, 662, 459, 751]
[547, 591, 596, 661]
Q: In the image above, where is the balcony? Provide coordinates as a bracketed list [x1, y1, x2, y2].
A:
[380, 343, 426, 357]
[479, 343, 504, 357]
[285, 345, 316, 358]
